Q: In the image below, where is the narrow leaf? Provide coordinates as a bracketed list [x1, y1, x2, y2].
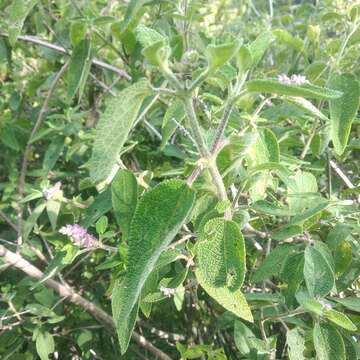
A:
[111, 170, 138, 241]
[324, 308, 357, 331]
[246, 79, 343, 99]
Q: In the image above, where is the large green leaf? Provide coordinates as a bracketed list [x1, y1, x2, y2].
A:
[111, 170, 138, 241]
[89, 80, 151, 182]
[67, 39, 92, 103]
[35, 330, 55, 360]
[8, 0, 39, 46]
[196, 218, 246, 291]
[234, 320, 267, 354]
[196, 270, 253, 322]
[304, 246, 335, 297]
[246, 79, 343, 99]
[328, 73, 360, 155]
[331, 297, 360, 313]
[113, 180, 195, 353]
[313, 323, 345, 360]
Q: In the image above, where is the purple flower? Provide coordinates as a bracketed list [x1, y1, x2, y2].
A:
[59, 224, 99, 248]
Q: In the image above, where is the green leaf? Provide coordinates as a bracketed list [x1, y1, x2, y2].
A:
[286, 328, 305, 360]
[234, 320, 267, 355]
[8, 0, 39, 46]
[313, 323, 345, 360]
[95, 215, 108, 235]
[328, 73, 360, 155]
[81, 190, 112, 228]
[111, 279, 139, 352]
[46, 200, 61, 231]
[111, 170, 138, 241]
[35, 330, 55, 360]
[122, 0, 150, 33]
[246, 79, 343, 99]
[326, 224, 352, 250]
[89, 80, 151, 182]
[304, 246, 335, 297]
[160, 100, 185, 149]
[323, 308, 357, 331]
[331, 297, 360, 313]
[286, 96, 329, 121]
[272, 225, 303, 241]
[196, 270, 253, 322]
[206, 41, 241, 71]
[295, 290, 323, 316]
[251, 200, 294, 217]
[289, 201, 329, 225]
[24, 202, 46, 240]
[67, 39, 92, 103]
[248, 31, 274, 65]
[136, 24, 164, 48]
[113, 180, 195, 353]
[236, 45, 253, 74]
[253, 244, 297, 283]
[196, 218, 246, 291]
[334, 240, 352, 276]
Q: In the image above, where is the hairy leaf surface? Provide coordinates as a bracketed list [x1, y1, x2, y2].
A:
[313, 323, 345, 360]
[89, 80, 151, 182]
[113, 180, 195, 353]
[196, 218, 246, 291]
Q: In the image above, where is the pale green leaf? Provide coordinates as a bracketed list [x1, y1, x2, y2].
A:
[246, 79, 343, 99]
[287, 328, 305, 360]
[313, 323, 345, 360]
[113, 180, 195, 353]
[111, 170, 138, 241]
[89, 80, 151, 182]
[8, 0, 39, 46]
[24, 202, 46, 240]
[328, 73, 360, 155]
[331, 297, 360, 313]
[234, 320, 267, 354]
[304, 246, 335, 297]
[35, 330, 55, 360]
[46, 200, 61, 231]
[324, 308, 357, 331]
[206, 41, 241, 71]
[196, 218, 246, 291]
[295, 290, 323, 316]
[248, 31, 274, 65]
[196, 270, 253, 322]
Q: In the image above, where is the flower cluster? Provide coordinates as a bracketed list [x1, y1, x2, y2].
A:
[277, 73, 308, 85]
[59, 224, 99, 248]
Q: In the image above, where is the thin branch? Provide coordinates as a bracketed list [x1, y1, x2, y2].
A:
[0, 33, 131, 80]
[18, 62, 69, 250]
[0, 244, 172, 360]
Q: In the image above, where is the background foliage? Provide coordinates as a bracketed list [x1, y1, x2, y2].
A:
[0, 0, 360, 359]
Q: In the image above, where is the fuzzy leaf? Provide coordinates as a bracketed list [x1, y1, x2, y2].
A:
[206, 41, 241, 71]
[89, 80, 151, 182]
[287, 328, 305, 360]
[246, 79, 343, 99]
[196, 218, 246, 291]
[328, 73, 360, 155]
[248, 31, 274, 65]
[113, 180, 195, 353]
[313, 323, 345, 360]
[196, 270, 253, 322]
[304, 246, 335, 297]
[111, 170, 138, 241]
[324, 308, 357, 331]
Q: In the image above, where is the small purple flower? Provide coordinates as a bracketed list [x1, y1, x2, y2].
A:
[59, 224, 99, 248]
[277, 73, 291, 84]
